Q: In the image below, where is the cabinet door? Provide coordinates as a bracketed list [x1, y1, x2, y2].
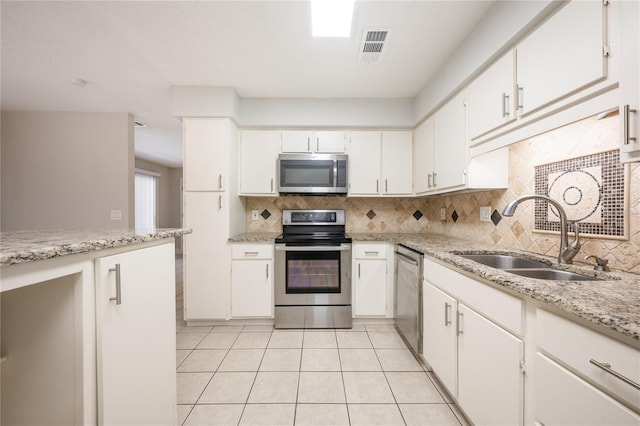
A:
[231, 259, 273, 317]
[183, 118, 229, 191]
[281, 130, 313, 152]
[434, 91, 467, 191]
[413, 116, 435, 195]
[468, 51, 515, 139]
[95, 243, 176, 425]
[315, 131, 346, 153]
[535, 353, 640, 426]
[348, 131, 382, 195]
[516, 1, 606, 115]
[353, 259, 387, 316]
[620, 0, 640, 161]
[239, 130, 280, 195]
[422, 282, 457, 396]
[183, 192, 229, 320]
[457, 303, 524, 426]
[381, 131, 413, 195]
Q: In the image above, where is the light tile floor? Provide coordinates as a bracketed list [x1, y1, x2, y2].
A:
[174, 256, 468, 425]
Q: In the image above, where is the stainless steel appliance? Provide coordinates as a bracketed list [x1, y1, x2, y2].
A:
[277, 153, 348, 195]
[274, 209, 352, 328]
[394, 244, 423, 354]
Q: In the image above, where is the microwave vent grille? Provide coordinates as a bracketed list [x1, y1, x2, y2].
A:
[359, 28, 391, 64]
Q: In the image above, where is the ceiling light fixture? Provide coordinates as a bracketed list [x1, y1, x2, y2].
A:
[311, 0, 355, 38]
[71, 78, 87, 88]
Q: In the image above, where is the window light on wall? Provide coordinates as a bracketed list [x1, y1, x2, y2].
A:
[311, 0, 355, 37]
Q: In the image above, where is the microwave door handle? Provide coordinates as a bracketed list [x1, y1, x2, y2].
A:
[333, 160, 338, 188]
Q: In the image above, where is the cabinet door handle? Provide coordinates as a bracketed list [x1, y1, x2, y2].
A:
[358, 263, 361, 278]
[376, 179, 379, 193]
[456, 310, 463, 335]
[307, 137, 310, 152]
[517, 85, 524, 110]
[219, 174, 224, 191]
[502, 93, 510, 118]
[270, 178, 274, 193]
[589, 359, 640, 391]
[266, 264, 269, 279]
[218, 194, 222, 211]
[428, 173, 433, 189]
[385, 179, 388, 193]
[109, 264, 122, 305]
[621, 104, 638, 145]
[444, 302, 452, 326]
[316, 137, 320, 152]
[432, 172, 437, 187]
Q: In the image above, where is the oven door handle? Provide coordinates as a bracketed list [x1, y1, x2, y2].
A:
[275, 244, 351, 252]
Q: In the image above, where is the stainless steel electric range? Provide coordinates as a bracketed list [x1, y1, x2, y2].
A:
[274, 209, 352, 329]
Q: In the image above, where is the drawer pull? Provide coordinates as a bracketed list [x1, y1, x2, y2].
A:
[244, 251, 259, 256]
[589, 359, 640, 391]
[364, 251, 379, 256]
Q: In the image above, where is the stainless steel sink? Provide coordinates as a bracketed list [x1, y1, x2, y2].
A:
[459, 253, 601, 281]
[504, 268, 600, 281]
[460, 254, 551, 269]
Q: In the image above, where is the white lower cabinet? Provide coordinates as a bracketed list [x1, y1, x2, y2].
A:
[422, 258, 524, 425]
[353, 243, 392, 317]
[95, 243, 177, 425]
[230, 243, 274, 318]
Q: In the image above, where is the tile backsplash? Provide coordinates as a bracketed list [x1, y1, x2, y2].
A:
[245, 111, 640, 273]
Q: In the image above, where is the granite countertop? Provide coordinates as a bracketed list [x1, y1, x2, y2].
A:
[230, 231, 640, 344]
[0, 228, 192, 266]
[228, 232, 281, 243]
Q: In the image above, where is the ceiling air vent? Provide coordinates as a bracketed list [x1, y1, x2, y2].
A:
[134, 120, 146, 128]
[358, 28, 391, 64]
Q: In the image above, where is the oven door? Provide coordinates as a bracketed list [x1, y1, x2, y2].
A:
[274, 244, 351, 306]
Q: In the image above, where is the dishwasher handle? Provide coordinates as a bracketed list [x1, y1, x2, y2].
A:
[395, 250, 420, 266]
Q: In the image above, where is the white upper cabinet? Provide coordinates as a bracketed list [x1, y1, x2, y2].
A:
[348, 131, 381, 195]
[413, 116, 435, 195]
[516, 0, 606, 116]
[433, 91, 467, 191]
[183, 118, 230, 192]
[620, 0, 640, 163]
[281, 130, 346, 153]
[381, 131, 413, 195]
[468, 51, 515, 140]
[349, 131, 412, 196]
[239, 130, 280, 196]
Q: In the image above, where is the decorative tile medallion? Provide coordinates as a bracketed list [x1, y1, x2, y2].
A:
[491, 209, 502, 226]
[260, 209, 272, 220]
[534, 150, 628, 238]
[413, 210, 423, 220]
[366, 209, 377, 220]
[451, 210, 459, 223]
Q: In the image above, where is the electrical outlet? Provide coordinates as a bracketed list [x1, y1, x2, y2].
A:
[480, 206, 492, 222]
[440, 208, 446, 220]
[110, 210, 122, 220]
[251, 210, 259, 220]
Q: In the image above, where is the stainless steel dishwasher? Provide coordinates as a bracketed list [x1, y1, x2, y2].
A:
[394, 244, 423, 354]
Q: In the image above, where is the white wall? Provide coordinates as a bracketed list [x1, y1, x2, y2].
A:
[1, 111, 134, 230]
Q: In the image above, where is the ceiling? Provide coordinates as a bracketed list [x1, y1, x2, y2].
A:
[1, 1, 496, 168]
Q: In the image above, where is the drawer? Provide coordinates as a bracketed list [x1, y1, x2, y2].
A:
[535, 353, 640, 425]
[425, 257, 524, 336]
[231, 243, 273, 259]
[537, 309, 640, 411]
[354, 243, 387, 259]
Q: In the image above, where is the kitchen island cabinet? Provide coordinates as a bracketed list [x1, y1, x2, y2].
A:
[0, 229, 187, 425]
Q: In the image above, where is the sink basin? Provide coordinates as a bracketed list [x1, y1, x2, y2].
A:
[504, 268, 600, 281]
[460, 254, 551, 269]
[458, 253, 602, 281]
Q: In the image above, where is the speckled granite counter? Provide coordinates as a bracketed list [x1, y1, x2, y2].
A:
[0, 228, 191, 266]
[350, 233, 640, 345]
[229, 231, 639, 344]
[228, 232, 281, 243]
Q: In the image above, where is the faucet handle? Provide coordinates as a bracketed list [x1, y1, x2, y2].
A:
[585, 255, 610, 272]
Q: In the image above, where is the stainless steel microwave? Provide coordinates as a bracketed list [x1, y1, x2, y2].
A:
[277, 153, 348, 195]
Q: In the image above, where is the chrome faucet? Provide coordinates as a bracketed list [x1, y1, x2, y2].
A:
[502, 194, 581, 264]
